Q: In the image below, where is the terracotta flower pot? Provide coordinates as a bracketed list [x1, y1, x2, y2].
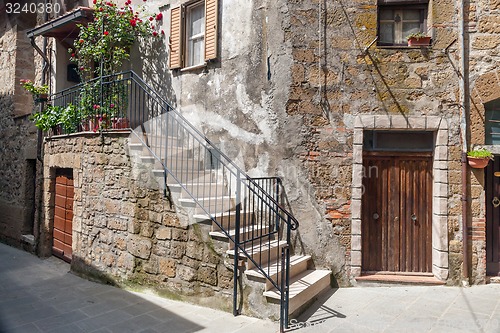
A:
[112, 117, 130, 129]
[407, 36, 432, 47]
[467, 156, 490, 169]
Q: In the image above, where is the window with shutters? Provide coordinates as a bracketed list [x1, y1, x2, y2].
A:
[169, 0, 218, 70]
[377, 1, 429, 46]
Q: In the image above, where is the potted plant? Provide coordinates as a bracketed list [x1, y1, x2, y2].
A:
[467, 148, 493, 169]
[20, 79, 49, 104]
[406, 32, 432, 47]
[30, 105, 63, 135]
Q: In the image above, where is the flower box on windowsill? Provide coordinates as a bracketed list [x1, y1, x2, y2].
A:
[407, 36, 432, 47]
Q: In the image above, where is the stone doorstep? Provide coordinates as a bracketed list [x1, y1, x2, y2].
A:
[487, 276, 500, 284]
[355, 273, 446, 285]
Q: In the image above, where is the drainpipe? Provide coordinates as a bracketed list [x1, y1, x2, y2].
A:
[458, 0, 470, 285]
[32, 1, 50, 256]
[30, 5, 50, 162]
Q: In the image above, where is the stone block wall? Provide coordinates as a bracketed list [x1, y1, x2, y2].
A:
[0, 8, 42, 250]
[286, 0, 463, 283]
[41, 134, 236, 309]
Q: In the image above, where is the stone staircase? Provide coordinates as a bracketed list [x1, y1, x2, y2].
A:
[127, 127, 332, 317]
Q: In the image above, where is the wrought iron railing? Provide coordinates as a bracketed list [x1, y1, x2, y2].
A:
[49, 71, 298, 331]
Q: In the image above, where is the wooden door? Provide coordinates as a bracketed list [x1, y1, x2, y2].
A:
[53, 169, 74, 263]
[486, 157, 500, 276]
[362, 153, 433, 273]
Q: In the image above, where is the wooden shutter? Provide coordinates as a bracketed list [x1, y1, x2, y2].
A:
[169, 6, 182, 69]
[204, 0, 218, 61]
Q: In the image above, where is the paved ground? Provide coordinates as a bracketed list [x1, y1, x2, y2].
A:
[1, 242, 500, 333]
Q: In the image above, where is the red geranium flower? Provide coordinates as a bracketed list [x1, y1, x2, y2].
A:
[71, 53, 75, 57]
[79, 39, 84, 43]
[104, 31, 109, 36]
[156, 13, 163, 21]
[152, 31, 158, 37]
[130, 19, 136, 27]
[149, 16, 154, 21]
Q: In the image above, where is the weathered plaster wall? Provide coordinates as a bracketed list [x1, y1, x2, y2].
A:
[127, 0, 474, 285]
[130, 0, 350, 285]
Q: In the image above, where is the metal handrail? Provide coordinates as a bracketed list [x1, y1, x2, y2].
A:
[49, 71, 296, 330]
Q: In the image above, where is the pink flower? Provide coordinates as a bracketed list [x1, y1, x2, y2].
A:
[110, 103, 115, 108]
[156, 13, 163, 21]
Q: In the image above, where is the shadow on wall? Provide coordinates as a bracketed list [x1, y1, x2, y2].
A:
[1, 0, 38, 37]
[0, 243, 205, 332]
[132, 34, 177, 110]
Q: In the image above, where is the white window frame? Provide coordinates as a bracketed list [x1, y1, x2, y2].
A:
[378, 5, 428, 46]
[185, 1, 205, 68]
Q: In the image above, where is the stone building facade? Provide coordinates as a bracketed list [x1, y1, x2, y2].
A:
[40, 134, 242, 312]
[2, 0, 500, 322]
[0, 3, 41, 251]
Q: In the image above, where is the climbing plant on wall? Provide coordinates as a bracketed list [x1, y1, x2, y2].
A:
[69, 0, 163, 80]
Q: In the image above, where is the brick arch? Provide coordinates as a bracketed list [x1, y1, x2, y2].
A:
[470, 71, 500, 145]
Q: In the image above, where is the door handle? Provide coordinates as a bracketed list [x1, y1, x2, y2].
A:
[411, 214, 417, 223]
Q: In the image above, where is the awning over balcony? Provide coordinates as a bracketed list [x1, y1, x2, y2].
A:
[26, 7, 94, 39]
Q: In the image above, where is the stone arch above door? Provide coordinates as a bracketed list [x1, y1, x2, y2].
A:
[350, 115, 450, 282]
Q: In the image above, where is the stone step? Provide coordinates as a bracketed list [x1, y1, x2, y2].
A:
[130, 134, 183, 147]
[245, 255, 311, 291]
[158, 157, 204, 171]
[209, 224, 271, 250]
[193, 210, 255, 230]
[227, 240, 287, 270]
[178, 195, 236, 215]
[263, 269, 331, 314]
[168, 182, 228, 199]
[354, 274, 446, 286]
[153, 169, 215, 183]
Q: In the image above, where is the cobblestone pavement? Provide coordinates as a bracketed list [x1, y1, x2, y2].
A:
[2, 242, 500, 333]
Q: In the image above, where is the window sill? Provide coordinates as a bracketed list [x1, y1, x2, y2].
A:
[180, 63, 207, 72]
[377, 45, 432, 49]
